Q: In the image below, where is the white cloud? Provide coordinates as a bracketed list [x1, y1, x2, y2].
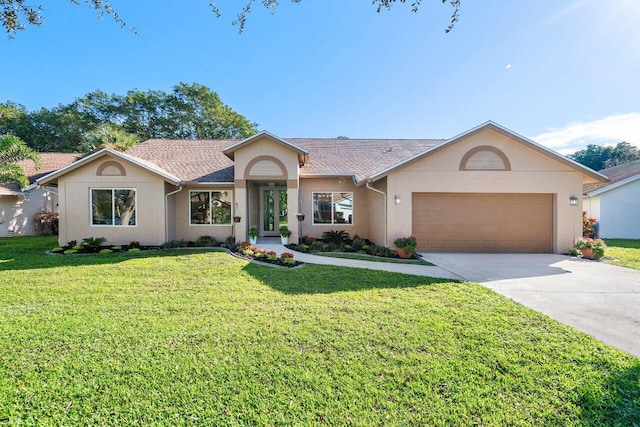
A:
[530, 112, 640, 155]
[505, 64, 512, 70]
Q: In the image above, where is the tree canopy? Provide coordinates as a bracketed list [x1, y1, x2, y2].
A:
[0, 83, 258, 153]
[0, 134, 41, 189]
[1, 0, 461, 37]
[568, 142, 640, 171]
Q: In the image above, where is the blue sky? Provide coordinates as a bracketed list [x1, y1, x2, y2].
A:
[2, 0, 639, 154]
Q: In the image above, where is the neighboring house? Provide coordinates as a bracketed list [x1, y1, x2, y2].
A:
[0, 153, 80, 237]
[36, 122, 606, 253]
[583, 159, 640, 239]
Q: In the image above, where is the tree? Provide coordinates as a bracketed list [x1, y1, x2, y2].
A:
[83, 124, 139, 152]
[0, 134, 41, 189]
[568, 141, 640, 171]
[2, 0, 461, 37]
[0, 82, 258, 152]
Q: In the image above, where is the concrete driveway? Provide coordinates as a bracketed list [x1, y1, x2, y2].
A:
[421, 253, 640, 359]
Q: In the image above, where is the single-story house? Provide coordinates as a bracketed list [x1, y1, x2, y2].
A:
[583, 159, 640, 239]
[0, 153, 79, 237]
[36, 121, 606, 253]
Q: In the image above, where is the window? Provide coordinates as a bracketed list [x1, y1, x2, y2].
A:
[190, 190, 233, 225]
[313, 192, 353, 225]
[91, 189, 136, 226]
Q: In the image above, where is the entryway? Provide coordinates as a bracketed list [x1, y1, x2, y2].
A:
[259, 187, 287, 237]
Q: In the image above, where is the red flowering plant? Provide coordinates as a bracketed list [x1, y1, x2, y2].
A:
[280, 252, 295, 265]
[582, 211, 597, 238]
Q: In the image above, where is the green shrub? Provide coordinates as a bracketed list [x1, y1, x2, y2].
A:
[310, 241, 324, 252]
[67, 240, 77, 247]
[63, 249, 78, 255]
[343, 244, 352, 252]
[361, 244, 371, 253]
[51, 247, 64, 253]
[321, 230, 350, 245]
[161, 239, 190, 249]
[112, 246, 122, 251]
[195, 235, 218, 247]
[368, 244, 390, 257]
[294, 244, 309, 253]
[351, 239, 365, 252]
[72, 245, 84, 251]
[322, 243, 337, 252]
[82, 237, 107, 248]
[99, 249, 113, 254]
[128, 248, 141, 252]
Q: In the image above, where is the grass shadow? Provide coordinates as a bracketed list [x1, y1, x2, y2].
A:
[242, 261, 458, 295]
[578, 363, 640, 425]
[605, 238, 640, 249]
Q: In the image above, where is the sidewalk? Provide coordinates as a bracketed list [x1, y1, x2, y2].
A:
[254, 239, 462, 280]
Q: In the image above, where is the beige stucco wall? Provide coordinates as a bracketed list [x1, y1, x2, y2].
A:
[297, 177, 370, 242]
[171, 186, 235, 243]
[384, 128, 585, 253]
[57, 155, 168, 246]
[231, 137, 301, 242]
[0, 187, 57, 237]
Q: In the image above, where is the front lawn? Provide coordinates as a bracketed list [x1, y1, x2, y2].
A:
[602, 238, 640, 270]
[1, 237, 638, 425]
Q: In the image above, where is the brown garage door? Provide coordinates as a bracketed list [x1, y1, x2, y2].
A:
[412, 193, 553, 253]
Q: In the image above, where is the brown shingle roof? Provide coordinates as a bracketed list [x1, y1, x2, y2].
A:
[584, 159, 640, 194]
[0, 152, 80, 193]
[125, 137, 444, 183]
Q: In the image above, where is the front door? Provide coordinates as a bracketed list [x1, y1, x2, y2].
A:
[260, 187, 287, 236]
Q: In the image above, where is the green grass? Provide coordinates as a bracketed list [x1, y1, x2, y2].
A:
[315, 251, 435, 265]
[1, 236, 639, 425]
[602, 239, 640, 270]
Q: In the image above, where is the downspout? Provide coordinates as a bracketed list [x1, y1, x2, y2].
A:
[165, 186, 183, 242]
[365, 181, 387, 247]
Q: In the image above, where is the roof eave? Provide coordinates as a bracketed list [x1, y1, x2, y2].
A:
[585, 174, 640, 197]
[36, 148, 184, 187]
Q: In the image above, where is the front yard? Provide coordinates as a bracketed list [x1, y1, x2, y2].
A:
[1, 237, 638, 425]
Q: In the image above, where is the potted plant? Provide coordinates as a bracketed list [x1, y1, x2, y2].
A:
[279, 225, 292, 245]
[394, 235, 417, 259]
[296, 213, 305, 221]
[248, 226, 259, 245]
[573, 237, 606, 260]
[233, 215, 241, 223]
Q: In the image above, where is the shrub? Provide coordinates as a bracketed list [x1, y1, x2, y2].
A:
[360, 244, 371, 253]
[302, 236, 316, 245]
[195, 235, 218, 247]
[254, 248, 266, 258]
[112, 246, 122, 251]
[322, 243, 337, 252]
[321, 230, 350, 245]
[573, 237, 606, 259]
[343, 244, 352, 252]
[63, 249, 78, 255]
[161, 239, 191, 249]
[310, 241, 324, 252]
[129, 240, 141, 249]
[128, 248, 141, 252]
[67, 240, 77, 247]
[368, 244, 390, 257]
[294, 244, 309, 253]
[99, 249, 113, 254]
[72, 245, 84, 251]
[279, 226, 292, 238]
[51, 247, 64, 253]
[266, 251, 278, 261]
[351, 239, 365, 252]
[82, 237, 107, 248]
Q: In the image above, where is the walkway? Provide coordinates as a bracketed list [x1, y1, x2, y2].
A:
[254, 238, 461, 280]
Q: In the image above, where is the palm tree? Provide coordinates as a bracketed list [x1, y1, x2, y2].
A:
[0, 134, 41, 189]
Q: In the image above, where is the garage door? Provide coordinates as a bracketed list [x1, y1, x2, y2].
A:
[412, 193, 553, 253]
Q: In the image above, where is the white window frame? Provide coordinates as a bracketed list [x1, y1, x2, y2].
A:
[90, 188, 137, 227]
[188, 190, 234, 226]
[312, 191, 354, 226]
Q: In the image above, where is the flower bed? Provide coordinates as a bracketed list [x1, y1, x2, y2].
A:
[235, 243, 303, 268]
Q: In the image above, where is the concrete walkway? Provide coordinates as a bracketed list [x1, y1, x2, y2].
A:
[422, 253, 640, 359]
[254, 239, 461, 281]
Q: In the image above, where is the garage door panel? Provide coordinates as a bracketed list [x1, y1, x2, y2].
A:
[412, 193, 552, 253]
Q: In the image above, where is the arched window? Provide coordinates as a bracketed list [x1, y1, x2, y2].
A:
[460, 146, 511, 171]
